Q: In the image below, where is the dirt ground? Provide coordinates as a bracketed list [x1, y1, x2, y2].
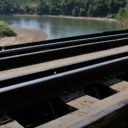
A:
[0, 26, 47, 47]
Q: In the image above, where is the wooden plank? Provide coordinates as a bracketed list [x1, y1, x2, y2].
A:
[38, 88, 128, 128]
[110, 81, 128, 92]
[0, 121, 23, 128]
[67, 95, 99, 109]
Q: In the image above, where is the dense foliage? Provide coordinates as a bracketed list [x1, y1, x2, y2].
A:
[0, 0, 126, 16]
[116, 0, 128, 26]
[0, 21, 16, 37]
[0, 0, 21, 14]
[42, 0, 126, 17]
[0, 0, 128, 25]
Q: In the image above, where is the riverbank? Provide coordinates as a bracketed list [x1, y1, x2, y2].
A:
[0, 26, 47, 47]
[44, 15, 118, 22]
[14, 14, 119, 22]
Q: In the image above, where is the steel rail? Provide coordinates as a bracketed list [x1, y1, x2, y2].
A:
[0, 51, 128, 88]
[2, 29, 128, 50]
[0, 37, 128, 71]
[0, 53, 128, 113]
[1, 32, 128, 58]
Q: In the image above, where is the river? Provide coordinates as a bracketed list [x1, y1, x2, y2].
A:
[0, 15, 123, 40]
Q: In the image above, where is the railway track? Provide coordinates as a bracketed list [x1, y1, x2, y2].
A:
[0, 51, 128, 88]
[0, 51, 128, 113]
[0, 50, 128, 128]
[0, 30, 128, 128]
[1, 31, 128, 58]
[1, 35, 128, 71]
[2, 29, 128, 50]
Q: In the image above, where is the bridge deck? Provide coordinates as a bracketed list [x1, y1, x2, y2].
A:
[1, 81, 127, 128]
[110, 81, 128, 92]
[67, 95, 99, 109]
[0, 45, 128, 79]
[0, 121, 23, 128]
[38, 83, 128, 128]
[1, 71, 128, 128]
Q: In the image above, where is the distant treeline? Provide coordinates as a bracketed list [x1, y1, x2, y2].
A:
[42, 0, 126, 17]
[0, 0, 128, 25]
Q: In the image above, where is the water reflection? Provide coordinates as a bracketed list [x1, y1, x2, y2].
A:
[0, 15, 122, 40]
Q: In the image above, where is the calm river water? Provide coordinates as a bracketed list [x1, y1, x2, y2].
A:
[0, 16, 123, 40]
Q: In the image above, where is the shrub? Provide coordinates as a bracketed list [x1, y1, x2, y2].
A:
[106, 14, 116, 19]
[0, 21, 16, 37]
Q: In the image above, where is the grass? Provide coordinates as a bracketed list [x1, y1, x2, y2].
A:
[0, 21, 16, 37]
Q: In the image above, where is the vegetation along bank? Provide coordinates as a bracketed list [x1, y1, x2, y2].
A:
[0, 21, 16, 38]
[0, 0, 128, 27]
